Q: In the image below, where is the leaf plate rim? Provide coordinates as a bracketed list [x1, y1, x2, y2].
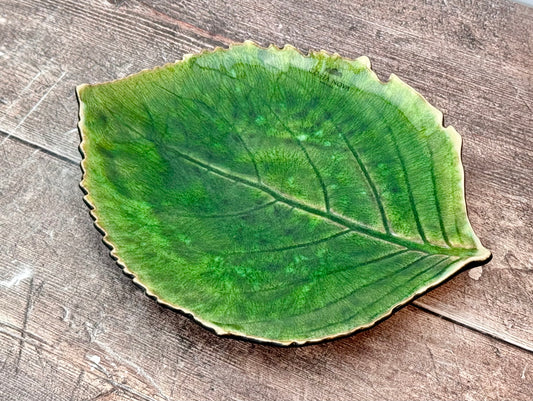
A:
[76, 40, 491, 346]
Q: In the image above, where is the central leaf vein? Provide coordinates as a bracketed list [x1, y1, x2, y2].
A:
[172, 148, 475, 257]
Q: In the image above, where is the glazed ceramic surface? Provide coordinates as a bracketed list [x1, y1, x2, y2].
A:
[77, 42, 490, 345]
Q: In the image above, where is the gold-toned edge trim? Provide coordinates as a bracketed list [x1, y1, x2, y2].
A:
[77, 40, 491, 346]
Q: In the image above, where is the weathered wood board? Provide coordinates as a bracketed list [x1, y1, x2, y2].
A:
[0, 0, 532, 399]
[1, 136, 532, 401]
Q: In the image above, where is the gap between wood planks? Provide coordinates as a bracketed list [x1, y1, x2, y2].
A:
[0, 128, 531, 355]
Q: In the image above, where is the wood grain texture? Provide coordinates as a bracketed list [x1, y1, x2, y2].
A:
[1, 134, 532, 401]
[0, 0, 532, 399]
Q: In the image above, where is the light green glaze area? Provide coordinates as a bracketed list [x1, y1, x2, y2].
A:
[78, 42, 490, 344]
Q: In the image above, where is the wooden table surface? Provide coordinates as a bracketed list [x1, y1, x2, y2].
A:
[1, 0, 532, 399]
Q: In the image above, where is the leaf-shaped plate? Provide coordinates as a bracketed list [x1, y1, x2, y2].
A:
[77, 41, 490, 345]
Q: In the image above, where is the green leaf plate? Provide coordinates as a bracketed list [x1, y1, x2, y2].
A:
[77, 41, 491, 345]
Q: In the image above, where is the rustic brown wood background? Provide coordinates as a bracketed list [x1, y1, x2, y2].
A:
[1, 0, 532, 399]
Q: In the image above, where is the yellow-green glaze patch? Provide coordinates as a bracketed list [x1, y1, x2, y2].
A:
[78, 42, 490, 345]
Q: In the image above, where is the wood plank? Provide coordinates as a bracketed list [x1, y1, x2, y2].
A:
[0, 0, 532, 348]
[0, 0, 227, 161]
[1, 135, 532, 400]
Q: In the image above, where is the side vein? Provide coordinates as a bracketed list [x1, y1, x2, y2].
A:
[308, 256, 456, 333]
[271, 72, 332, 212]
[239, 254, 452, 326]
[388, 126, 428, 243]
[227, 229, 351, 255]
[297, 139, 331, 212]
[233, 131, 262, 183]
[264, 100, 331, 212]
[341, 132, 390, 233]
[240, 249, 409, 295]
[426, 144, 453, 247]
[171, 148, 473, 256]
[153, 82, 262, 183]
[174, 200, 277, 219]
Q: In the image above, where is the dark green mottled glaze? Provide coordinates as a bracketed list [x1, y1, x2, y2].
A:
[78, 42, 490, 345]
